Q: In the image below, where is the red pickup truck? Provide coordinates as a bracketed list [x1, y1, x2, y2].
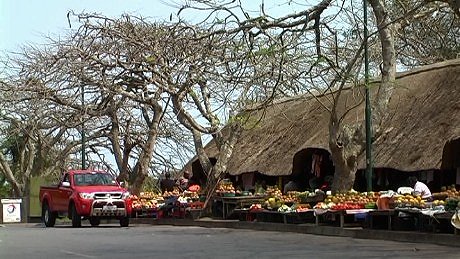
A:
[39, 169, 132, 227]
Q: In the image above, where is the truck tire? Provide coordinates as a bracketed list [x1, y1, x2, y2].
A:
[42, 202, 56, 227]
[89, 217, 100, 227]
[120, 216, 129, 227]
[71, 204, 82, 228]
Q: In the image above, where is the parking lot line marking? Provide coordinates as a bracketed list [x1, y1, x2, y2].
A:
[60, 250, 95, 258]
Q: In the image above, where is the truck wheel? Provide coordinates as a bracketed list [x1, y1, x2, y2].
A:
[42, 202, 56, 227]
[120, 216, 129, 227]
[71, 204, 82, 228]
[89, 217, 100, 227]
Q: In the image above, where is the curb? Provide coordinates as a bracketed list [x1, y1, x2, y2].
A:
[131, 218, 460, 247]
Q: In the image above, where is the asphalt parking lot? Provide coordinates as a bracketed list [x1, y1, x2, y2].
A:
[1, 223, 459, 259]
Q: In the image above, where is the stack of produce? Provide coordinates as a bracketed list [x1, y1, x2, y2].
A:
[282, 191, 300, 204]
[277, 204, 293, 213]
[182, 190, 200, 200]
[432, 185, 460, 200]
[263, 186, 284, 209]
[266, 186, 283, 199]
[249, 203, 263, 211]
[130, 192, 164, 210]
[163, 188, 181, 197]
[394, 194, 426, 208]
[292, 203, 311, 212]
[315, 191, 379, 210]
[295, 190, 326, 203]
[445, 198, 460, 211]
[277, 203, 312, 213]
[215, 180, 236, 196]
[432, 199, 446, 206]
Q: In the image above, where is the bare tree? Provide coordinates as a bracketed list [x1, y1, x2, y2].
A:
[390, 0, 460, 67]
[0, 77, 87, 196]
[2, 14, 194, 194]
[177, 0, 458, 192]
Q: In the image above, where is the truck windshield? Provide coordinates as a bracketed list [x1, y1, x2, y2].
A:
[73, 173, 118, 186]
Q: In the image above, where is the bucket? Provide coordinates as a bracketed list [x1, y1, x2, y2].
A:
[377, 197, 390, 210]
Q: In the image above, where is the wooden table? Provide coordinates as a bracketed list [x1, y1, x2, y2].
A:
[214, 196, 264, 219]
[248, 210, 315, 224]
[419, 210, 456, 233]
[314, 209, 373, 228]
[368, 210, 395, 230]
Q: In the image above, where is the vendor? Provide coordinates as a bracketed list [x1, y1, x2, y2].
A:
[160, 172, 176, 193]
[320, 175, 334, 192]
[407, 176, 432, 201]
[283, 180, 300, 193]
[177, 170, 191, 191]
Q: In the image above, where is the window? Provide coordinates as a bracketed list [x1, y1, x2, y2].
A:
[73, 172, 117, 186]
[63, 174, 70, 183]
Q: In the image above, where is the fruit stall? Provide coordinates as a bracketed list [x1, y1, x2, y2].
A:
[130, 192, 163, 218]
[312, 190, 379, 227]
[130, 188, 204, 219]
[129, 179, 460, 235]
[210, 179, 460, 234]
[212, 182, 320, 223]
[212, 180, 265, 219]
[310, 188, 460, 233]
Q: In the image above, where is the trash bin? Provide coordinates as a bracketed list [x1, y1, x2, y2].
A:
[1, 198, 22, 223]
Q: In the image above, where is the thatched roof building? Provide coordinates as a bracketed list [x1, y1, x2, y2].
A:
[185, 59, 460, 177]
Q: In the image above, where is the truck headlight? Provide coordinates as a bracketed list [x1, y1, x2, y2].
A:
[122, 192, 130, 199]
[79, 192, 93, 199]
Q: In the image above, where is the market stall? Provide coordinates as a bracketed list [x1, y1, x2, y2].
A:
[130, 188, 205, 219]
[216, 184, 318, 224]
[130, 192, 163, 218]
[312, 191, 379, 227]
[212, 180, 265, 219]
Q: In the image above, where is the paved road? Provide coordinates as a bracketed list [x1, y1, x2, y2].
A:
[1, 223, 459, 258]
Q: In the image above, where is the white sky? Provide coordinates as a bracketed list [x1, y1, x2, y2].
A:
[0, 0, 305, 54]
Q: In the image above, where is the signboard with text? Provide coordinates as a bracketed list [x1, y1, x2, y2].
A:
[1, 199, 22, 223]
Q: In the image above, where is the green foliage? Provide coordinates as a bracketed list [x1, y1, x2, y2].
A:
[253, 44, 277, 56]
[141, 175, 161, 193]
[145, 56, 156, 64]
[0, 175, 12, 197]
[228, 111, 262, 130]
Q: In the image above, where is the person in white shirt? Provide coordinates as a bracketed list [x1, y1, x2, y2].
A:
[407, 176, 432, 201]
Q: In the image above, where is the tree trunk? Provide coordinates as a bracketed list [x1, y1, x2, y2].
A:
[0, 152, 24, 196]
[330, 146, 359, 192]
[130, 164, 147, 195]
[326, 1, 396, 193]
[192, 129, 213, 174]
[129, 133, 158, 195]
[369, 0, 396, 127]
[199, 122, 243, 211]
[329, 113, 364, 193]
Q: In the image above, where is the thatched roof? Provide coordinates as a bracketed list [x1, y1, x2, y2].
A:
[371, 60, 460, 171]
[186, 59, 460, 176]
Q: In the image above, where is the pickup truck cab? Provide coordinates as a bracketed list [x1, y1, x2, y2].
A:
[39, 169, 132, 227]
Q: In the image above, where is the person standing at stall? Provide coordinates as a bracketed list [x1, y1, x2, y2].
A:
[177, 171, 191, 191]
[407, 176, 432, 201]
[160, 172, 176, 193]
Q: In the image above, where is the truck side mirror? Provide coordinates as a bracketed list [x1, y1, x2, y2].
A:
[62, 181, 71, 187]
[119, 181, 125, 187]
